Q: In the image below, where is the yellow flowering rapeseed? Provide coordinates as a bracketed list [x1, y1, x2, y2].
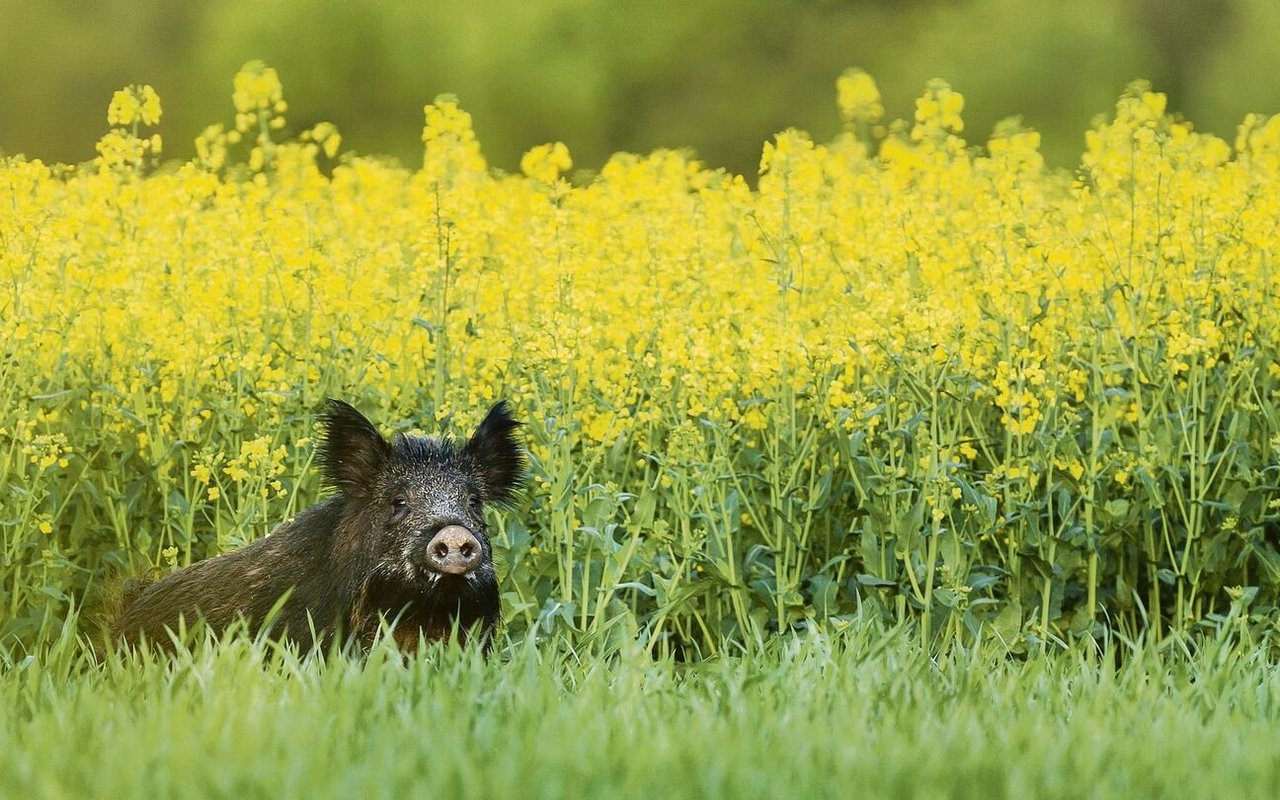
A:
[3, 65, 1280, 652]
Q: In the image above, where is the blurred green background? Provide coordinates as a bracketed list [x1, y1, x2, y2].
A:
[2, 0, 1278, 176]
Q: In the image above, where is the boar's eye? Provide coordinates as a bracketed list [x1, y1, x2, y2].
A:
[390, 496, 409, 522]
[468, 493, 483, 513]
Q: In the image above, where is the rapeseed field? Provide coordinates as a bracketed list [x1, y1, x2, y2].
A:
[3, 63, 1280, 657]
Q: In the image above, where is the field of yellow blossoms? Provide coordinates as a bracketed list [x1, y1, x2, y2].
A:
[3, 63, 1280, 655]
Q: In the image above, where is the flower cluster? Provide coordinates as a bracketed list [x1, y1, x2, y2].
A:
[4, 63, 1280, 650]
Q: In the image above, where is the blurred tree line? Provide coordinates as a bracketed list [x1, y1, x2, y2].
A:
[2, 0, 1276, 175]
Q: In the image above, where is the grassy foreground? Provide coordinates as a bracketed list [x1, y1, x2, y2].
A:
[4, 626, 1279, 798]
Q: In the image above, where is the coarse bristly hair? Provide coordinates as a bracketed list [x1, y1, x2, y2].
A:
[457, 399, 527, 506]
[318, 398, 527, 505]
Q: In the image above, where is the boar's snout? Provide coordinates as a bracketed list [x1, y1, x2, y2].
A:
[425, 525, 484, 576]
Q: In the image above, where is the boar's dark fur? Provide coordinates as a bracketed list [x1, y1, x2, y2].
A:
[111, 399, 526, 653]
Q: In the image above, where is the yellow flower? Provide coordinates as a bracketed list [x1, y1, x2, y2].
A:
[305, 122, 343, 158]
[107, 85, 162, 128]
[742, 407, 768, 431]
[521, 142, 573, 183]
[233, 61, 284, 115]
[913, 80, 965, 136]
[139, 85, 163, 125]
[422, 94, 486, 177]
[107, 89, 141, 127]
[837, 69, 883, 125]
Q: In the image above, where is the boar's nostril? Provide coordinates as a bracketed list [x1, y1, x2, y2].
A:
[425, 525, 483, 576]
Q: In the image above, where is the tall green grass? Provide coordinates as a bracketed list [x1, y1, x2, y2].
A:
[4, 624, 1280, 799]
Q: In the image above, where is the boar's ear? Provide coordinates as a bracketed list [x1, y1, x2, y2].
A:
[319, 399, 391, 498]
[463, 400, 527, 505]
